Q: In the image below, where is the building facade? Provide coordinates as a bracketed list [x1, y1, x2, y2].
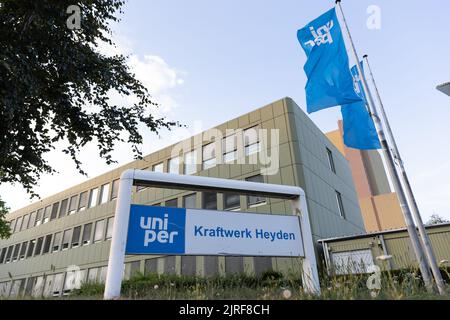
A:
[320, 223, 450, 275]
[0, 97, 365, 298]
[326, 121, 406, 232]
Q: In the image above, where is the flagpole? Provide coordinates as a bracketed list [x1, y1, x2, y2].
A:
[335, 0, 434, 292]
[363, 54, 446, 295]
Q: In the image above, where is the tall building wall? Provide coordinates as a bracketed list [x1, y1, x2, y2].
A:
[0, 97, 365, 297]
[326, 121, 406, 233]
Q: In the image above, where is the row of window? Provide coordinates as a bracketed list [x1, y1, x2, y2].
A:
[7, 181, 118, 237]
[166, 175, 266, 211]
[0, 217, 114, 265]
[0, 174, 266, 265]
[6, 126, 262, 237]
[0, 262, 133, 298]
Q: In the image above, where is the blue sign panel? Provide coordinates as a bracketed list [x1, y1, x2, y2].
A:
[126, 205, 186, 255]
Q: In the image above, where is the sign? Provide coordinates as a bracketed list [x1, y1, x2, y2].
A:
[125, 205, 304, 257]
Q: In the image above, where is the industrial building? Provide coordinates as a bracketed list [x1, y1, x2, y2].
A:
[320, 223, 450, 275]
[326, 121, 406, 232]
[0, 97, 366, 298]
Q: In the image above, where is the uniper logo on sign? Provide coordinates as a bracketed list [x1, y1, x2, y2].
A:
[126, 205, 186, 254]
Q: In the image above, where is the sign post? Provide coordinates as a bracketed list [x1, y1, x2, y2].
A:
[103, 169, 320, 299]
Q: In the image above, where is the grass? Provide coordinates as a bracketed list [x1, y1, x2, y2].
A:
[67, 268, 450, 300]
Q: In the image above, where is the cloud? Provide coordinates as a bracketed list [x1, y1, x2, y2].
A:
[0, 40, 185, 212]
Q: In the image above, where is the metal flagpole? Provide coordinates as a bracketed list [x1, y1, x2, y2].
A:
[334, 0, 435, 292]
[363, 54, 446, 295]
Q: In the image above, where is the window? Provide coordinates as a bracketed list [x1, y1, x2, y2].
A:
[71, 226, 82, 248]
[68, 195, 78, 215]
[50, 202, 59, 220]
[99, 266, 108, 283]
[26, 240, 35, 258]
[99, 183, 110, 204]
[34, 237, 44, 256]
[246, 175, 266, 206]
[94, 220, 105, 243]
[168, 157, 179, 174]
[52, 273, 64, 297]
[106, 217, 114, 240]
[327, 148, 336, 174]
[21, 214, 30, 231]
[153, 162, 164, 173]
[136, 168, 149, 192]
[335, 191, 346, 218]
[202, 143, 216, 170]
[14, 216, 23, 233]
[202, 192, 217, 210]
[0, 248, 6, 264]
[28, 211, 37, 229]
[183, 193, 196, 209]
[19, 242, 28, 260]
[53, 232, 62, 252]
[244, 126, 260, 156]
[5, 246, 13, 263]
[42, 234, 52, 255]
[111, 179, 120, 200]
[12, 243, 21, 261]
[78, 191, 88, 211]
[89, 188, 99, 208]
[87, 268, 98, 283]
[62, 229, 72, 250]
[331, 249, 374, 275]
[224, 193, 240, 211]
[9, 219, 16, 234]
[165, 198, 178, 208]
[43, 205, 51, 224]
[222, 134, 237, 163]
[184, 151, 197, 175]
[82, 223, 92, 245]
[59, 198, 69, 218]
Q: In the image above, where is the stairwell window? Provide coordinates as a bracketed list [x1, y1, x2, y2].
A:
[335, 191, 346, 219]
[327, 148, 336, 174]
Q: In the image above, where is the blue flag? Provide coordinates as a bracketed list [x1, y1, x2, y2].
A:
[341, 63, 381, 150]
[297, 8, 362, 113]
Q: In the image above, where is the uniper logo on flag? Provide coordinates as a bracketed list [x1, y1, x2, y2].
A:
[304, 21, 334, 48]
[126, 205, 186, 254]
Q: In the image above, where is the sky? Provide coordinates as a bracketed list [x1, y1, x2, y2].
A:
[1, 0, 450, 223]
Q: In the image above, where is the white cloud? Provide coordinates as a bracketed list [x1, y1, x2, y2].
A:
[0, 40, 185, 212]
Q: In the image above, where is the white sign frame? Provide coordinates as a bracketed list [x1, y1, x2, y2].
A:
[104, 169, 320, 299]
